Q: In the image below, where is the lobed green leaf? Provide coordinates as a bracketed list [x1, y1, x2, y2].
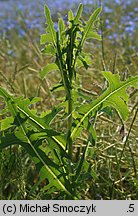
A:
[74, 3, 83, 24]
[71, 72, 138, 140]
[81, 7, 102, 46]
[40, 63, 59, 80]
[40, 34, 53, 44]
[44, 5, 57, 47]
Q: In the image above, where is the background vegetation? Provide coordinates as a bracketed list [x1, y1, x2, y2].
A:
[0, 0, 138, 199]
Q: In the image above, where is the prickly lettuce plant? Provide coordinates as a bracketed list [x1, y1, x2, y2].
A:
[0, 4, 138, 199]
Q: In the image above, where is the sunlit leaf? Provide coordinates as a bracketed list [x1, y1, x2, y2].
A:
[71, 72, 138, 140]
[44, 5, 57, 47]
[42, 44, 56, 56]
[0, 116, 14, 131]
[81, 7, 102, 46]
[74, 3, 83, 24]
[58, 17, 65, 44]
[0, 87, 72, 197]
[68, 9, 74, 22]
[86, 31, 101, 41]
[40, 34, 53, 44]
[40, 63, 59, 79]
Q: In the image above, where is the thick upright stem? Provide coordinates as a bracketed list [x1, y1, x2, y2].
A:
[67, 89, 73, 160]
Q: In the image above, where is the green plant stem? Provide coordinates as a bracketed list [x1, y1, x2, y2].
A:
[67, 89, 73, 160]
[56, 32, 73, 160]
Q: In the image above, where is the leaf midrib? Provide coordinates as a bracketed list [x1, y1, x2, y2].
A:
[0, 87, 71, 197]
[71, 76, 137, 139]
